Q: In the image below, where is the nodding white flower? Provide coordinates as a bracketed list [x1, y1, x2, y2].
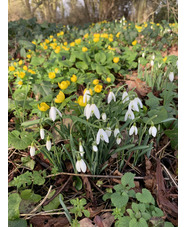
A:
[102, 113, 107, 122]
[96, 128, 109, 145]
[40, 127, 45, 140]
[105, 127, 112, 137]
[79, 142, 84, 157]
[124, 109, 135, 121]
[158, 63, 162, 68]
[107, 91, 116, 104]
[149, 125, 157, 137]
[84, 104, 100, 120]
[128, 100, 139, 112]
[169, 72, 174, 82]
[152, 54, 155, 60]
[92, 144, 98, 152]
[46, 138, 52, 151]
[134, 97, 143, 109]
[142, 52, 145, 58]
[76, 159, 87, 173]
[49, 106, 62, 121]
[30, 144, 35, 157]
[151, 60, 154, 66]
[83, 89, 91, 103]
[129, 125, 138, 136]
[114, 127, 120, 138]
[116, 135, 122, 145]
[122, 91, 129, 103]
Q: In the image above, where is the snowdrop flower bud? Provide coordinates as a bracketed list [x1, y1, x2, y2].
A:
[79, 141, 84, 157]
[149, 125, 157, 137]
[114, 127, 120, 138]
[76, 159, 87, 173]
[107, 91, 116, 104]
[169, 72, 174, 82]
[151, 60, 154, 66]
[30, 143, 35, 157]
[152, 54, 155, 60]
[46, 137, 52, 151]
[124, 109, 135, 121]
[105, 126, 112, 137]
[40, 126, 45, 140]
[116, 135, 122, 145]
[102, 113, 107, 122]
[92, 143, 98, 152]
[129, 124, 138, 136]
[96, 128, 109, 145]
[142, 52, 145, 58]
[49, 106, 62, 121]
[134, 97, 143, 109]
[122, 91, 129, 103]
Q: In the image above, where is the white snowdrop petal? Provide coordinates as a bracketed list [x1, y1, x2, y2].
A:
[149, 127, 152, 135]
[40, 128, 45, 140]
[134, 126, 138, 135]
[152, 126, 157, 137]
[129, 126, 134, 136]
[93, 104, 100, 119]
[46, 140, 52, 151]
[93, 145, 98, 152]
[102, 130, 109, 143]
[55, 107, 62, 117]
[96, 129, 101, 145]
[114, 128, 120, 137]
[76, 160, 81, 172]
[80, 159, 87, 173]
[30, 146, 35, 157]
[105, 127, 112, 137]
[49, 107, 56, 121]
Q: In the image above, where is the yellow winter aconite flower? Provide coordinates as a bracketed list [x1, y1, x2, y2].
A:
[18, 81, 23, 85]
[9, 66, 15, 71]
[101, 33, 108, 38]
[78, 96, 86, 107]
[156, 23, 160, 26]
[132, 40, 137, 46]
[163, 57, 167, 62]
[53, 38, 57, 42]
[19, 72, 26, 79]
[23, 66, 28, 71]
[93, 79, 99, 85]
[28, 69, 36, 74]
[109, 37, 113, 42]
[106, 77, 111, 83]
[38, 102, 50, 111]
[45, 39, 50, 43]
[84, 33, 89, 38]
[58, 81, 68, 90]
[64, 42, 67, 46]
[32, 41, 36, 45]
[94, 33, 100, 38]
[19, 60, 23, 65]
[94, 84, 103, 93]
[144, 23, 148, 28]
[55, 46, 61, 53]
[44, 45, 48, 50]
[60, 31, 64, 36]
[66, 80, 70, 86]
[49, 35, 53, 39]
[71, 74, 77, 82]
[93, 37, 99, 42]
[48, 72, 56, 79]
[70, 42, 75, 47]
[13, 62, 17, 66]
[55, 68, 59, 73]
[75, 38, 81, 45]
[27, 54, 31, 59]
[113, 57, 119, 63]
[116, 32, 121, 38]
[55, 91, 65, 103]
[82, 47, 88, 52]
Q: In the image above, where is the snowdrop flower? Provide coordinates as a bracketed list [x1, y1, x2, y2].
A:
[92, 143, 98, 152]
[124, 109, 135, 121]
[169, 72, 174, 82]
[129, 124, 138, 136]
[84, 104, 91, 117]
[134, 97, 143, 109]
[102, 113, 107, 122]
[40, 127, 45, 140]
[149, 125, 157, 137]
[128, 100, 139, 112]
[152, 54, 155, 60]
[158, 63, 162, 68]
[105, 127, 112, 137]
[142, 52, 145, 58]
[46, 137, 52, 151]
[83, 89, 91, 103]
[96, 128, 109, 145]
[116, 136, 122, 145]
[79, 141, 84, 157]
[122, 91, 129, 103]
[107, 91, 116, 104]
[49, 106, 62, 121]
[84, 104, 100, 120]
[30, 143, 35, 157]
[76, 159, 87, 173]
[114, 127, 120, 138]
[151, 60, 154, 66]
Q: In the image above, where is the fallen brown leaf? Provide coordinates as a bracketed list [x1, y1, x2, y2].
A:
[30, 215, 69, 227]
[82, 176, 94, 202]
[79, 218, 95, 227]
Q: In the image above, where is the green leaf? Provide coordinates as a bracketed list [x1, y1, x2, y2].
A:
[164, 222, 174, 227]
[8, 219, 27, 227]
[151, 207, 164, 217]
[145, 92, 161, 109]
[21, 157, 35, 170]
[121, 172, 135, 190]
[20, 189, 41, 203]
[116, 216, 130, 227]
[111, 192, 129, 208]
[30, 56, 45, 66]
[32, 171, 45, 185]
[8, 193, 22, 220]
[83, 210, 90, 218]
[164, 127, 178, 149]
[73, 176, 82, 190]
[129, 217, 148, 227]
[95, 52, 106, 64]
[147, 106, 168, 124]
[32, 81, 53, 97]
[20, 48, 26, 58]
[136, 189, 155, 205]
[75, 61, 88, 70]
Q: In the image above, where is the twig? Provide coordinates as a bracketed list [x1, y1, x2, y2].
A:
[156, 141, 171, 156]
[161, 163, 178, 189]
[29, 185, 53, 214]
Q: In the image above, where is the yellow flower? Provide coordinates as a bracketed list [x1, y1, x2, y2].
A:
[13, 62, 17, 66]
[64, 42, 67, 46]
[18, 81, 23, 85]
[48, 72, 56, 79]
[132, 40, 137, 46]
[70, 42, 75, 47]
[19, 72, 26, 79]
[58, 81, 68, 90]
[75, 38, 81, 45]
[55, 46, 61, 53]
[55, 68, 59, 73]
[66, 80, 70, 86]
[94, 33, 100, 38]
[45, 39, 50, 43]
[50, 35, 53, 39]
[156, 23, 160, 26]
[38, 102, 50, 111]
[93, 37, 99, 42]
[106, 77, 111, 83]
[60, 31, 64, 36]
[84, 33, 89, 38]
[144, 23, 148, 28]
[55, 91, 65, 103]
[27, 54, 31, 59]
[9, 66, 15, 71]
[53, 38, 57, 42]
[57, 33, 60, 37]
[71, 74, 77, 82]
[77, 96, 86, 107]
[113, 57, 119, 63]
[23, 66, 28, 71]
[116, 32, 121, 38]
[163, 57, 167, 62]
[93, 79, 99, 85]
[32, 41, 36, 45]
[109, 37, 113, 42]
[19, 60, 23, 65]
[82, 47, 88, 52]
[94, 84, 102, 93]
[44, 45, 48, 50]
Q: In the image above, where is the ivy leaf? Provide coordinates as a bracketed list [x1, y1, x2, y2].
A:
[136, 189, 155, 205]
[8, 193, 22, 220]
[121, 172, 135, 190]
